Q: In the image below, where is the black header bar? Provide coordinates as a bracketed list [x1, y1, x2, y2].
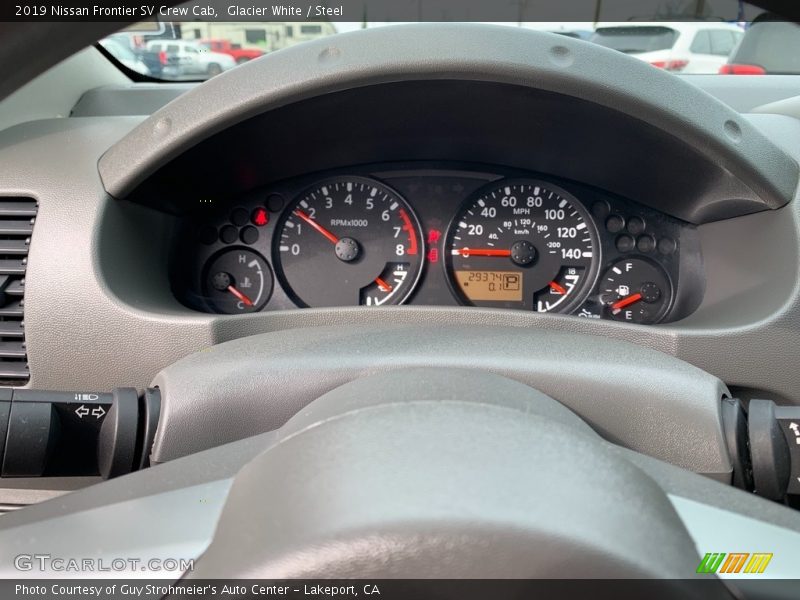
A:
[0, 0, 773, 23]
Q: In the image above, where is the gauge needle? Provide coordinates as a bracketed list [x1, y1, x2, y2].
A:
[294, 209, 339, 244]
[294, 209, 393, 293]
[227, 285, 254, 307]
[452, 248, 512, 257]
[375, 277, 393, 292]
[610, 292, 643, 315]
[549, 281, 568, 295]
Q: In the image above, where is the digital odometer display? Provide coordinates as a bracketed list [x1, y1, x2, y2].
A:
[445, 179, 599, 312]
[454, 270, 523, 302]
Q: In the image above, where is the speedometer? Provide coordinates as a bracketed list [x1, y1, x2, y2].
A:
[445, 180, 599, 312]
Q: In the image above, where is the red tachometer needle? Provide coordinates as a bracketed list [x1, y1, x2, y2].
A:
[611, 292, 643, 315]
[375, 277, 393, 292]
[227, 285, 254, 307]
[294, 209, 339, 245]
[453, 248, 512, 257]
[549, 281, 567, 295]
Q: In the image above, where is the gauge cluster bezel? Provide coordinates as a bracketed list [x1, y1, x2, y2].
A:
[169, 162, 703, 324]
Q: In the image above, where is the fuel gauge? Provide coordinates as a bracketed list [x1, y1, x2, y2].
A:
[599, 258, 672, 324]
[203, 248, 273, 314]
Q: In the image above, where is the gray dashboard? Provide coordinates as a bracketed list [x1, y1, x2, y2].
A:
[4, 24, 800, 588]
[1, 24, 800, 405]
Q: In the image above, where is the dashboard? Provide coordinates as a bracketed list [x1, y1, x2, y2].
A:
[172, 164, 702, 324]
[6, 21, 800, 576]
[0, 23, 797, 412]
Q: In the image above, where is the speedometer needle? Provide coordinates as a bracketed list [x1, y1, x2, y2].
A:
[294, 209, 339, 244]
[227, 285, 254, 307]
[452, 248, 512, 257]
[610, 292, 642, 315]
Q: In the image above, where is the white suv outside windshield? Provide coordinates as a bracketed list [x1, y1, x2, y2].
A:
[592, 22, 744, 73]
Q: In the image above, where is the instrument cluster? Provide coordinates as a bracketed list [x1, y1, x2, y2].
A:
[171, 165, 702, 324]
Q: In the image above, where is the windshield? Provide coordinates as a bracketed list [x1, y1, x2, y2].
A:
[97, 1, 799, 78]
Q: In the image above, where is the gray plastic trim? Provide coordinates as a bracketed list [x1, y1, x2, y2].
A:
[70, 83, 195, 118]
[0, 398, 797, 581]
[278, 367, 597, 440]
[684, 75, 800, 113]
[0, 479, 230, 579]
[0, 478, 96, 508]
[753, 93, 800, 120]
[150, 326, 732, 479]
[98, 24, 797, 217]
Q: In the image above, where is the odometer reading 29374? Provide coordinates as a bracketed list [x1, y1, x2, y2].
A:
[275, 177, 424, 307]
[446, 180, 599, 312]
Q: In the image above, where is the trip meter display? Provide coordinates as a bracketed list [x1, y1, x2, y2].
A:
[453, 270, 523, 302]
[274, 177, 424, 307]
[445, 180, 599, 312]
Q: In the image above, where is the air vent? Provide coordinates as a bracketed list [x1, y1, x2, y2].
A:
[0, 198, 36, 385]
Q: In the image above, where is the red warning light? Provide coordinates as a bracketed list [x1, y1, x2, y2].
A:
[427, 229, 442, 244]
[251, 207, 269, 227]
[427, 248, 439, 263]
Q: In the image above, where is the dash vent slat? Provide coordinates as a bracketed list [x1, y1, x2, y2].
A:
[0, 221, 34, 236]
[0, 300, 24, 318]
[0, 239, 29, 255]
[0, 197, 35, 385]
[0, 202, 37, 218]
[4, 280, 23, 297]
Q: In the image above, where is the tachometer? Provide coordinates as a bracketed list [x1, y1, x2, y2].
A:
[275, 177, 424, 307]
[445, 180, 598, 312]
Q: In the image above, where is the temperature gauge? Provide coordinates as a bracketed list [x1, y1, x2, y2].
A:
[533, 266, 586, 313]
[203, 248, 273, 314]
[360, 263, 413, 306]
[599, 258, 672, 324]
